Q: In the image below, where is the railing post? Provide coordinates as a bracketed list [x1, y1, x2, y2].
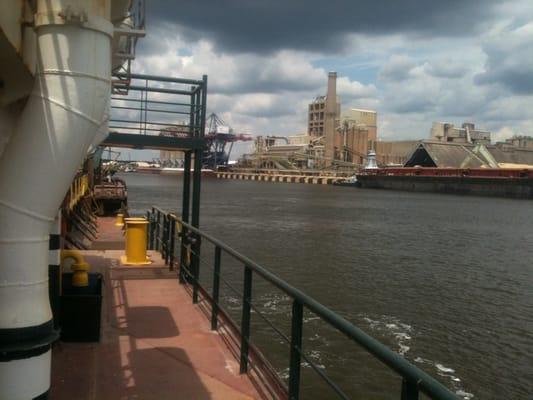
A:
[146, 210, 151, 249]
[211, 246, 221, 330]
[181, 150, 191, 282]
[149, 208, 156, 250]
[162, 213, 168, 263]
[192, 235, 201, 304]
[178, 227, 187, 284]
[166, 214, 170, 263]
[169, 217, 176, 270]
[165, 214, 171, 265]
[155, 210, 160, 252]
[240, 265, 253, 374]
[289, 300, 304, 400]
[154, 210, 157, 251]
[401, 379, 419, 400]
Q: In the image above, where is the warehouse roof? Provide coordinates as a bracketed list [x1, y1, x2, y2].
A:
[404, 141, 533, 168]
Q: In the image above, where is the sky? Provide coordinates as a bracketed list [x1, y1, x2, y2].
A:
[128, 0, 533, 160]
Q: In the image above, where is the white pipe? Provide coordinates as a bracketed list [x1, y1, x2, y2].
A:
[89, 100, 110, 152]
[0, 351, 51, 400]
[0, 101, 25, 160]
[0, 1, 112, 398]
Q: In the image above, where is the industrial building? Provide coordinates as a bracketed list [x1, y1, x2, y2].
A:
[245, 72, 381, 169]
[375, 121, 493, 167]
[430, 122, 491, 145]
[501, 135, 533, 150]
[342, 108, 377, 142]
[307, 72, 341, 140]
[241, 71, 532, 171]
[404, 141, 533, 169]
[312, 73, 379, 165]
[375, 140, 419, 166]
[159, 125, 188, 166]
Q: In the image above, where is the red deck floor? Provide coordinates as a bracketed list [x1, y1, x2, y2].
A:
[51, 219, 262, 399]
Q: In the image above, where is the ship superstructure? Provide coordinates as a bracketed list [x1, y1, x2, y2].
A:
[0, 1, 145, 397]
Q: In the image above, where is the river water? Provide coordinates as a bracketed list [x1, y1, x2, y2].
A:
[121, 172, 533, 399]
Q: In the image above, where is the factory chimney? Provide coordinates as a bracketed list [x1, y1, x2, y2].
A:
[324, 72, 337, 166]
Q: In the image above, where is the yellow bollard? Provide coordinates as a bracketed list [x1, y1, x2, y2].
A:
[115, 213, 125, 227]
[70, 261, 90, 287]
[61, 249, 90, 287]
[122, 217, 151, 265]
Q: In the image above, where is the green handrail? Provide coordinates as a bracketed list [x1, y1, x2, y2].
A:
[148, 206, 459, 400]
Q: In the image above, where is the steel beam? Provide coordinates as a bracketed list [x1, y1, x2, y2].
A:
[101, 132, 206, 151]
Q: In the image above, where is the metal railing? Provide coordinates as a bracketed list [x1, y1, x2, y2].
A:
[110, 74, 207, 138]
[146, 206, 459, 400]
[66, 174, 89, 210]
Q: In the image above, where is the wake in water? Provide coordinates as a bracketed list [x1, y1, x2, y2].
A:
[414, 357, 474, 399]
[360, 314, 474, 400]
[361, 315, 413, 356]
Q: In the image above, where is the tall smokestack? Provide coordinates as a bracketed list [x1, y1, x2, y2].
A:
[325, 72, 337, 165]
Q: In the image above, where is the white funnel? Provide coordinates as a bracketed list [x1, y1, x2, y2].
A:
[0, 1, 112, 398]
[365, 149, 378, 169]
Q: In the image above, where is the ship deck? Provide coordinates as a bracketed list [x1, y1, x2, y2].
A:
[50, 218, 262, 400]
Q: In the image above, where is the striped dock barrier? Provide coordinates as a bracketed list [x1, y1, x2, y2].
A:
[216, 172, 343, 185]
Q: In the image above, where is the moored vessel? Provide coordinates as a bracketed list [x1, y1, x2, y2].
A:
[357, 167, 533, 199]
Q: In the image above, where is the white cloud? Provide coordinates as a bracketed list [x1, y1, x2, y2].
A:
[371, 33, 531, 143]
[424, 60, 469, 79]
[133, 37, 377, 148]
[379, 54, 417, 82]
[337, 77, 377, 99]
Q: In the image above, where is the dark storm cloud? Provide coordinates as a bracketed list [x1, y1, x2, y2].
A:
[477, 68, 533, 95]
[215, 77, 317, 94]
[146, 0, 499, 54]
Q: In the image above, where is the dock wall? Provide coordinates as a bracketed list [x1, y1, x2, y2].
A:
[357, 175, 533, 199]
[216, 172, 342, 185]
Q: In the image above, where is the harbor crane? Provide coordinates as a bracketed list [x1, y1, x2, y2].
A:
[204, 113, 253, 169]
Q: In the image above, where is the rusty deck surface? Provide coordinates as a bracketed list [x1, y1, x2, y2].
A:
[51, 218, 262, 400]
[90, 217, 126, 250]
